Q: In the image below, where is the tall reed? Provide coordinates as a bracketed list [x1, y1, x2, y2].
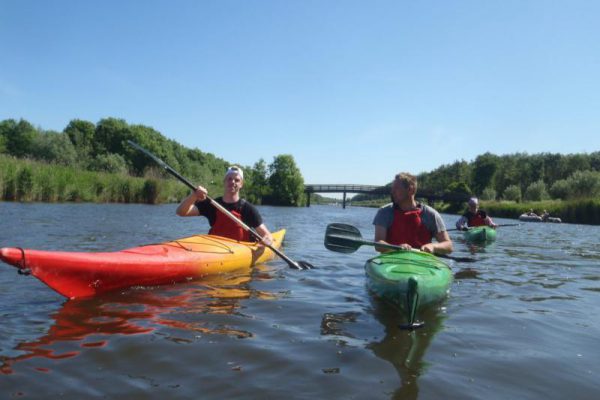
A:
[0, 155, 186, 204]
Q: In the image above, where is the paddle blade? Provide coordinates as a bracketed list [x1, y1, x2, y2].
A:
[324, 223, 363, 253]
[296, 261, 315, 270]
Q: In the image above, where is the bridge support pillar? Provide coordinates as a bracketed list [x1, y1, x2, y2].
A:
[342, 191, 347, 209]
[306, 193, 311, 207]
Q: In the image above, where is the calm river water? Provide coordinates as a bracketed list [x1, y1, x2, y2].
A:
[0, 202, 599, 399]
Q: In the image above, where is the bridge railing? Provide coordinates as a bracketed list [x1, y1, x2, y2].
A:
[304, 184, 387, 194]
[304, 184, 470, 207]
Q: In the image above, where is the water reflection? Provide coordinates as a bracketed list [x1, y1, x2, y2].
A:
[453, 267, 481, 280]
[320, 311, 361, 345]
[1, 266, 275, 375]
[366, 297, 445, 400]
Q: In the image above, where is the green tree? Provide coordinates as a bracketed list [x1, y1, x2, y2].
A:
[244, 158, 270, 204]
[503, 184, 522, 202]
[529, 154, 546, 183]
[481, 187, 497, 201]
[472, 153, 499, 195]
[94, 118, 131, 156]
[267, 155, 305, 206]
[444, 181, 472, 197]
[524, 180, 549, 201]
[569, 170, 600, 199]
[64, 119, 96, 158]
[549, 179, 570, 200]
[31, 131, 78, 165]
[0, 119, 40, 158]
[590, 152, 600, 172]
[419, 160, 471, 193]
[493, 155, 519, 194]
[565, 154, 590, 174]
[127, 124, 181, 175]
[443, 181, 472, 212]
[515, 154, 538, 193]
[89, 153, 129, 174]
[542, 153, 568, 183]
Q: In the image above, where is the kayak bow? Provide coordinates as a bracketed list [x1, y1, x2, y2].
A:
[463, 226, 497, 244]
[365, 250, 453, 329]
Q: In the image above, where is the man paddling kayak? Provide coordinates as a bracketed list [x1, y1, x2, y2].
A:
[176, 166, 273, 245]
[373, 172, 453, 255]
[455, 197, 497, 231]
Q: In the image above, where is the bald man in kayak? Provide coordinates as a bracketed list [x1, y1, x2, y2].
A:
[176, 166, 273, 245]
[373, 172, 453, 255]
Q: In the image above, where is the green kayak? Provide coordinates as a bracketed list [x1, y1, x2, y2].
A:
[463, 226, 496, 243]
[365, 250, 453, 329]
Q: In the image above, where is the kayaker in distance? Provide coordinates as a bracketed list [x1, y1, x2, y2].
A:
[373, 172, 453, 255]
[527, 209, 539, 217]
[176, 166, 273, 245]
[541, 209, 550, 222]
[455, 197, 498, 231]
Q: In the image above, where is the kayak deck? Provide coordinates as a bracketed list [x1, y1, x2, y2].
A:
[0, 230, 285, 299]
[365, 250, 453, 329]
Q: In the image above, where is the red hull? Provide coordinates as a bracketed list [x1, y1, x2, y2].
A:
[0, 231, 285, 299]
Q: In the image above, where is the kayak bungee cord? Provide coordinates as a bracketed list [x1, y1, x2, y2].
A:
[172, 236, 235, 254]
[126, 239, 236, 255]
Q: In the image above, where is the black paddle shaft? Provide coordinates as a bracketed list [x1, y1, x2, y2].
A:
[324, 223, 476, 263]
[128, 140, 313, 270]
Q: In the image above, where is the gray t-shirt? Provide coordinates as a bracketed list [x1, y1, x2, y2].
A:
[372, 203, 447, 236]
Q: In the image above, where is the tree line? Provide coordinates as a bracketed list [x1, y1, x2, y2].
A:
[0, 118, 306, 206]
[354, 151, 600, 205]
[419, 152, 600, 202]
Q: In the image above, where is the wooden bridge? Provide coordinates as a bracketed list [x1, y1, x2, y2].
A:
[304, 184, 470, 209]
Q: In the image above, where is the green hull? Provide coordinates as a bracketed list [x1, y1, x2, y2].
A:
[463, 226, 496, 243]
[365, 251, 453, 329]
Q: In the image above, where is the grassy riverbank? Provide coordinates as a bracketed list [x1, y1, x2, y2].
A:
[3, 155, 599, 224]
[480, 199, 600, 225]
[0, 155, 188, 203]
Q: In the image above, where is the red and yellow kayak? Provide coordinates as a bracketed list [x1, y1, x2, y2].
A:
[0, 230, 285, 299]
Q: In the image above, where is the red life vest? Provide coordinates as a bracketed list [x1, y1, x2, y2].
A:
[386, 207, 432, 248]
[209, 207, 250, 242]
[466, 211, 487, 227]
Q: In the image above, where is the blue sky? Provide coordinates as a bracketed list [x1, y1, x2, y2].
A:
[1, 0, 599, 186]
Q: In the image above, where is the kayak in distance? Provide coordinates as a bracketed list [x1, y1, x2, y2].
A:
[365, 250, 453, 330]
[0, 230, 286, 299]
[518, 214, 562, 223]
[463, 226, 497, 244]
